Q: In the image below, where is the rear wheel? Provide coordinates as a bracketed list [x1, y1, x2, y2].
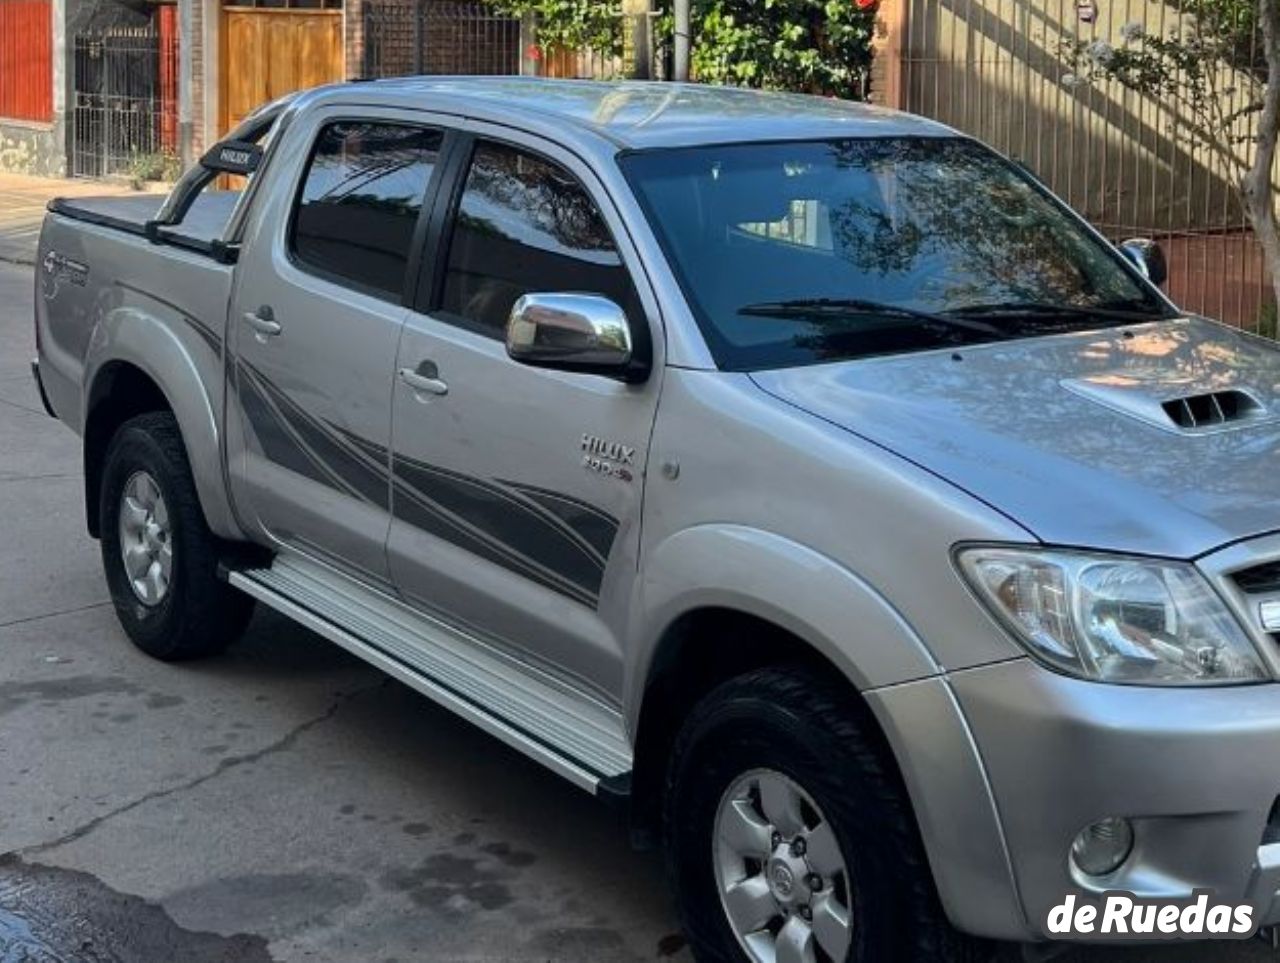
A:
[665, 667, 989, 963]
[99, 412, 253, 660]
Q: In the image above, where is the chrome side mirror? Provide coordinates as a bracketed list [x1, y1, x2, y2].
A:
[506, 293, 637, 377]
[1119, 238, 1168, 287]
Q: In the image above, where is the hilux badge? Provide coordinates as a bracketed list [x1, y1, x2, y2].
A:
[581, 433, 635, 482]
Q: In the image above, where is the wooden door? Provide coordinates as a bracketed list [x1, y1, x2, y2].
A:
[220, 7, 343, 134]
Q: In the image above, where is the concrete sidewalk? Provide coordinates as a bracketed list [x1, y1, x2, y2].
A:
[0, 173, 154, 265]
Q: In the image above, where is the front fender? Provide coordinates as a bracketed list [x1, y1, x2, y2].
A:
[630, 523, 1026, 939]
[84, 306, 240, 539]
[628, 524, 942, 726]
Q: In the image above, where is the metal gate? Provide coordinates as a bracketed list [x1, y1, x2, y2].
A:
[362, 0, 522, 78]
[70, 16, 178, 179]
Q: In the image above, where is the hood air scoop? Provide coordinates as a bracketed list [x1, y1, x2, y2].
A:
[1061, 378, 1270, 435]
[1161, 390, 1262, 430]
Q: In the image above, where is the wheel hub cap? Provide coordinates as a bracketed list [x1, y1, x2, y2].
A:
[713, 768, 853, 963]
[118, 470, 173, 607]
[766, 847, 810, 906]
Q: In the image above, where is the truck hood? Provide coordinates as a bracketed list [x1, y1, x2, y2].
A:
[751, 317, 1280, 559]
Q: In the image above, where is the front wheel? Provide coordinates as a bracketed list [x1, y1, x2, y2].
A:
[99, 412, 253, 660]
[664, 667, 988, 963]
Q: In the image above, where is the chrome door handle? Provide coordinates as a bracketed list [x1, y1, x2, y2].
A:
[398, 365, 448, 397]
[243, 306, 281, 339]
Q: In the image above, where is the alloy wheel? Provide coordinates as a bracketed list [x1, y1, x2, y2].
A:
[117, 470, 173, 606]
[713, 768, 854, 963]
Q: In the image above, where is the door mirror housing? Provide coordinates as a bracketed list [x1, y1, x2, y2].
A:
[1118, 238, 1168, 287]
[506, 293, 643, 380]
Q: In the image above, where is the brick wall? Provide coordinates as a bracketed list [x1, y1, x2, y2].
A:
[346, 0, 365, 77]
[190, 0, 204, 152]
[868, 0, 904, 108]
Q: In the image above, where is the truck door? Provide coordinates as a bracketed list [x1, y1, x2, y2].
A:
[387, 132, 665, 701]
[228, 109, 447, 586]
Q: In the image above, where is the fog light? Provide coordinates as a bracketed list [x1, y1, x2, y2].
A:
[1070, 817, 1134, 877]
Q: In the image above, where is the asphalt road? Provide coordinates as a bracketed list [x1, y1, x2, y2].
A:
[0, 258, 1275, 962]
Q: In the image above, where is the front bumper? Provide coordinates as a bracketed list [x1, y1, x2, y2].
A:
[949, 659, 1280, 940]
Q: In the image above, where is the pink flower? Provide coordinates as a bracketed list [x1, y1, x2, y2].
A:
[855, 0, 877, 9]
[525, 43, 542, 61]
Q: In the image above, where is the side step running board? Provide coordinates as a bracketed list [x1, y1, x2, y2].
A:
[226, 556, 633, 797]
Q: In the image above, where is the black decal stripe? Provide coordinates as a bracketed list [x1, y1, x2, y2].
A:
[393, 455, 605, 599]
[500, 490, 611, 571]
[499, 481, 620, 562]
[181, 314, 222, 355]
[394, 455, 607, 581]
[237, 364, 344, 495]
[328, 422, 390, 462]
[239, 365, 353, 497]
[236, 362, 616, 610]
[241, 362, 390, 509]
[393, 474, 599, 608]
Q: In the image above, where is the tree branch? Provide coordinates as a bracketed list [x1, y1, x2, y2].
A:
[1246, 0, 1280, 311]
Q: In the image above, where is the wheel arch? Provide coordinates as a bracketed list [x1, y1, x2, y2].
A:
[628, 591, 920, 828]
[82, 310, 240, 541]
[627, 525, 942, 728]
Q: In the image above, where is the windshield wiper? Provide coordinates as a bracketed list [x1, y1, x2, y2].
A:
[738, 298, 1005, 337]
[947, 301, 1168, 323]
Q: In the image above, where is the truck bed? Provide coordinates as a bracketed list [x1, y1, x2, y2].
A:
[50, 190, 242, 251]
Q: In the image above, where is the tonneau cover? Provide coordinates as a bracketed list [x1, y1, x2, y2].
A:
[53, 191, 242, 246]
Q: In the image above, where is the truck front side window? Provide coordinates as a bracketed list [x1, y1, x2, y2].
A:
[290, 122, 443, 301]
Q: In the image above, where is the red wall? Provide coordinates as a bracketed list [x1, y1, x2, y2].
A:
[0, 0, 53, 123]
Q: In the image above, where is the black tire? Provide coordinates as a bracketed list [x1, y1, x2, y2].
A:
[665, 666, 989, 963]
[99, 411, 253, 660]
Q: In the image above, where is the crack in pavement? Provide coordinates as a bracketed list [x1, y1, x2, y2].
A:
[0, 601, 111, 631]
[0, 472, 81, 483]
[0, 395, 51, 418]
[18, 680, 387, 858]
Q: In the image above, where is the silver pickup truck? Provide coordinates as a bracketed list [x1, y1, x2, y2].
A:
[32, 77, 1280, 961]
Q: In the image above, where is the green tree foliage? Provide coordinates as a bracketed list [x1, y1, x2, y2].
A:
[485, 0, 626, 57]
[484, 0, 878, 100]
[1060, 1, 1280, 319]
[684, 0, 876, 99]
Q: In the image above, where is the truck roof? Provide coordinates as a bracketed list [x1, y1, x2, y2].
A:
[299, 76, 956, 150]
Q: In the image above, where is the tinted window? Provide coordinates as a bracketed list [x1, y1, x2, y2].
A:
[292, 122, 442, 300]
[621, 138, 1170, 370]
[441, 141, 636, 335]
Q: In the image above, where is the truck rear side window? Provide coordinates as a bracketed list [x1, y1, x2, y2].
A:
[439, 140, 635, 337]
[291, 122, 443, 300]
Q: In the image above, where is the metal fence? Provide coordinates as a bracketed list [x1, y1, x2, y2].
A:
[70, 17, 178, 179]
[897, 0, 1275, 332]
[361, 1, 667, 83]
[362, 0, 522, 78]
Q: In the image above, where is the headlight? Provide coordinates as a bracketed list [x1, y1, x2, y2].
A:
[956, 546, 1267, 685]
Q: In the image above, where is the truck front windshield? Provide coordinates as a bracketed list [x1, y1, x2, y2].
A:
[620, 137, 1173, 371]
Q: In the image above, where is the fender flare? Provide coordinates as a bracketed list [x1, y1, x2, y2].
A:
[628, 525, 1024, 936]
[83, 306, 241, 540]
[627, 523, 942, 729]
